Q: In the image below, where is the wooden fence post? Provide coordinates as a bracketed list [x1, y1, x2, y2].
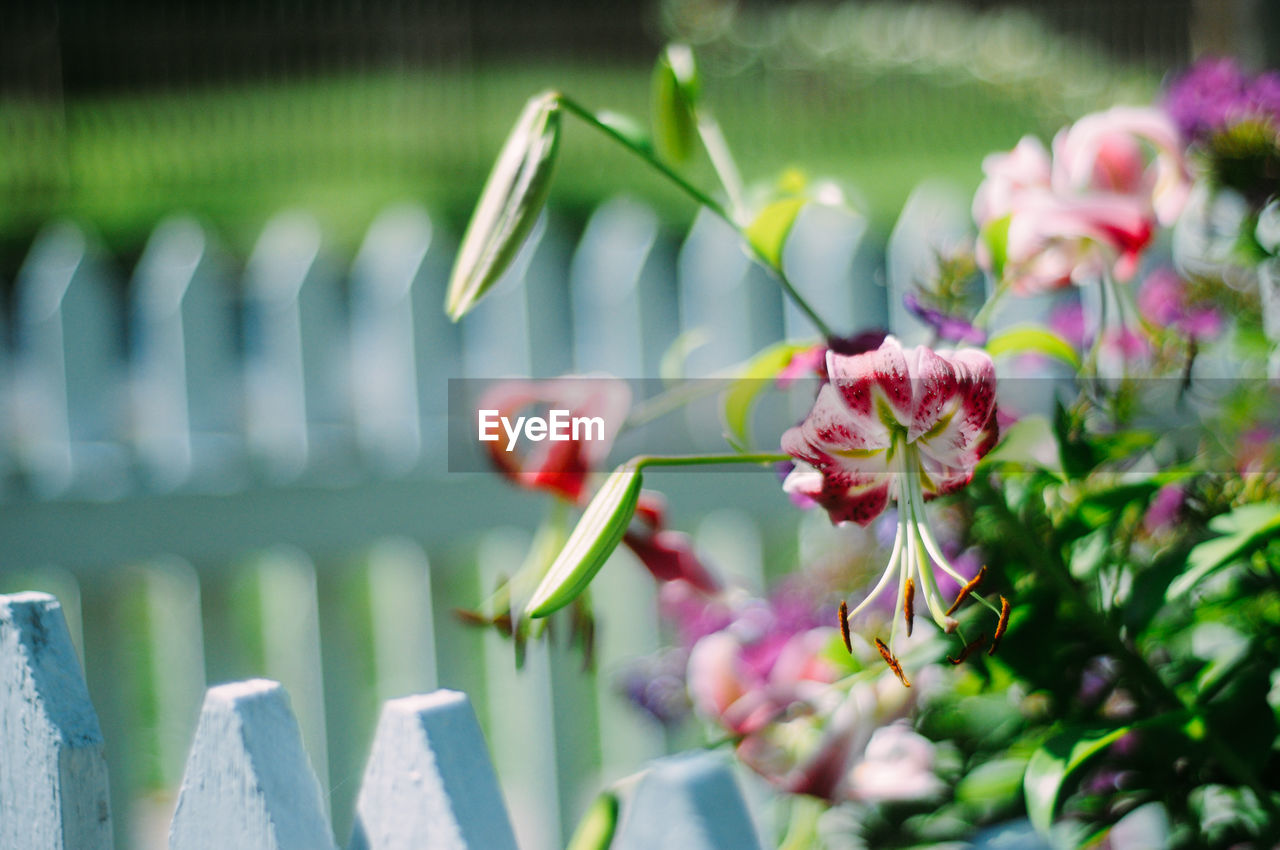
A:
[611, 753, 767, 850]
[0, 591, 113, 850]
[347, 690, 518, 850]
[168, 679, 335, 850]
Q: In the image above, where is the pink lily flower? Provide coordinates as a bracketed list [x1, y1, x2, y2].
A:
[974, 106, 1191, 295]
[1050, 106, 1191, 226]
[476, 377, 630, 503]
[781, 336, 1004, 660]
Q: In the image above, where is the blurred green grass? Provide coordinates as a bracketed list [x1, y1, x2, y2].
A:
[0, 53, 1156, 266]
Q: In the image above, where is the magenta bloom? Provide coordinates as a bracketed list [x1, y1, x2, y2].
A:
[781, 336, 998, 527]
[1137, 267, 1224, 341]
[1164, 57, 1280, 143]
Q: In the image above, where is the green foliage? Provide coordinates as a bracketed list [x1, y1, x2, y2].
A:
[525, 464, 643, 618]
[446, 91, 562, 321]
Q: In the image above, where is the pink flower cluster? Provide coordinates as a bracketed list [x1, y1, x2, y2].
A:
[974, 107, 1192, 294]
[664, 580, 941, 802]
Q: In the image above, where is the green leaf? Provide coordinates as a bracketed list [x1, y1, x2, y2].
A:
[1167, 503, 1280, 601]
[651, 44, 700, 164]
[566, 792, 619, 850]
[986, 325, 1081, 369]
[722, 341, 812, 451]
[445, 90, 562, 321]
[977, 414, 1061, 472]
[981, 214, 1012, 280]
[955, 756, 1029, 808]
[745, 197, 808, 270]
[525, 463, 643, 618]
[596, 110, 651, 153]
[1024, 726, 1129, 836]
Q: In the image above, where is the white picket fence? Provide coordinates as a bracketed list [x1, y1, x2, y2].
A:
[0, 591, 769, 850]
[0, 189, 1006, 848]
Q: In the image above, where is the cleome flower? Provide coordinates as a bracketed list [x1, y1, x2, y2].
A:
[781, 336, 1008, 681]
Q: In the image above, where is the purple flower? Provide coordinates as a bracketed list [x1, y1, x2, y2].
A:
[1164, 57, 1280, 143]
[903, 292, 987, 345]
[1136, 267, 1224, 341]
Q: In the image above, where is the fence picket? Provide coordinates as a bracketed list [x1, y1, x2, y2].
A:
[13, 222, 127, 498]
[886, 181, 972, 345]
[130, 217, 212, 490]
[242, 212, 323, 482]
[347, 690, 518, 850]
[611, 752, 766, 850]
[349, 206, 431, 476]
[168, 679, 336, 850]
[243, 548, 331, 797]
[0, 591, 113, 850]
[570, 198, 658, 377]
[781, 202, 873, 339]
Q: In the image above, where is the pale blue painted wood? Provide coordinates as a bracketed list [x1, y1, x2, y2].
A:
[612, 752, 768, 850]
[242, 213, 320, 481]
[678, 210, 761, 377]
[168, 679, 336, 850]
[781, 202, 872, 339]
[886, 182, 972, 346]
[130, 217, 212, 490]
[13, 222, 128, 498]
[0, 591, 113, 850]
[460, 217, 539, 379]
[570, 197, 658, 377]
[475, 529, 563, 850]
[350, 205, 432, 476]
[244, 548, 330, 800]
[364, 538, 438, 703]
[347, 690, 518, 850]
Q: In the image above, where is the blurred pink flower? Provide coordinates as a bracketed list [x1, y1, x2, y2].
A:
[975, 107, 1191, 294]
[622, 491, 721, 593]
[1051, 106, 1190, 227]
[845, 723, 946, 803]
[477, 377, 630, 503]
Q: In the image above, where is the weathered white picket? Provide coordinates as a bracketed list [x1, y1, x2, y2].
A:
[0, 194, 930, 847]
[0, 592, 767, 850]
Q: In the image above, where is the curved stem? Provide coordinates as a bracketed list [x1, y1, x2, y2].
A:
[556, 95, 835, 339]
[631, 451, 789, 470]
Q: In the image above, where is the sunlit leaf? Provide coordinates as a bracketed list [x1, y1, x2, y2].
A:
[977, 415, 1061, 472]
[446, 90, 562, 321]
[1024, 726, 1129, 836]
[981, 214, 1012, 281]
[986, 325, 1081, 369]
[565, 792, 619, 850]
[596, 110, 651, 153]
[746, 197, 808, 270]
[525, 463, 643, 618]
[722, 341, 811, 451]
[1167, 503, 1280, 600]
[651, 44, 700, 164]
[956, 757, 1029, 808]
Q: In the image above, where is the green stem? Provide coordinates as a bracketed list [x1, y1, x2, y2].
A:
[632, 452, 789, 470]
[983, 487, 1280, 831]
[557, 95, 836, 339]
[971, 278, 1011, 331]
